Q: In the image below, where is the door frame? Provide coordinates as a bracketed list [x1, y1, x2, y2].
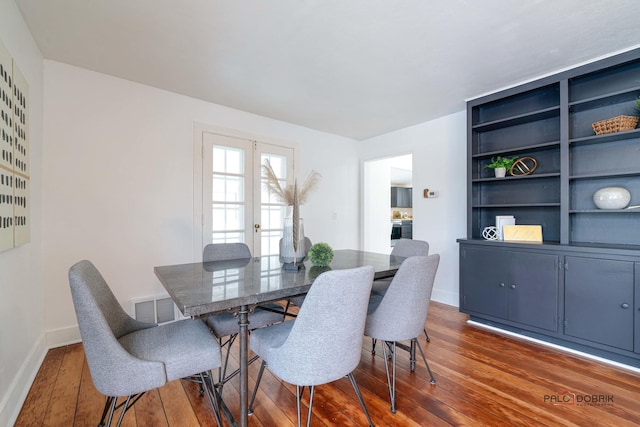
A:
[193, 122, 299, 261]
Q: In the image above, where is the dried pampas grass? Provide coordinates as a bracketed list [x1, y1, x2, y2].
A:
[262, 159, 321, 255]
[262, 160, 321, 206]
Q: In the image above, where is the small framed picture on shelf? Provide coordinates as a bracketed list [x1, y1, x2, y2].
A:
[495, 215, 515, 240]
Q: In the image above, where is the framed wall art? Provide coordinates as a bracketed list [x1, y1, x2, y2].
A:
[0, 38, 30, 251]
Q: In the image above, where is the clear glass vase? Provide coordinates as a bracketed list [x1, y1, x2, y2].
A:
[281, 217, 306, 264]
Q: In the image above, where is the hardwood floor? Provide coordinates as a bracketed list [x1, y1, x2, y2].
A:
[15, 302, 640, 426]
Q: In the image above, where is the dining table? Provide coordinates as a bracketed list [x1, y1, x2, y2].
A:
[154, 249, 405, 427]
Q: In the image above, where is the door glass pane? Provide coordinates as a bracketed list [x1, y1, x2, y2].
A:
[260, 153, 288, 255]
[212, 146, 246, 243]
[201, 132, 294, 256]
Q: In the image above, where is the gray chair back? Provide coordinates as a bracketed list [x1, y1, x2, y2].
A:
[391, 239, 429, 258]
[69, 260, 165, 397]
[265, 265, 374, 386]
[366, 255, 439, 342]
[203, 242, 251, 262]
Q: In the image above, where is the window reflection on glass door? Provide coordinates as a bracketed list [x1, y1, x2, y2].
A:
[203, 132, 294, 256]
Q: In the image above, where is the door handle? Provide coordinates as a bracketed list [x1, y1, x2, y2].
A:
[621, 303, 630, 309]
[254, 224, 260, 232]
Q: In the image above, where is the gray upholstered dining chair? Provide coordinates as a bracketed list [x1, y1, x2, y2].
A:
[370, 238, 429, 296]
[371, 238, 431, 346]
[365, 254, 440, 414]
[203, 242, 284, 386]
[248, 266, 376, 427]
[69, 260, 223, 427]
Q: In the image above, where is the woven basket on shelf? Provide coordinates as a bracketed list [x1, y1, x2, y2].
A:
[591, 115, 639, 135]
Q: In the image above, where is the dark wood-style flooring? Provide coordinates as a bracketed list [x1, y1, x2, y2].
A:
[15, 302, 640, 426]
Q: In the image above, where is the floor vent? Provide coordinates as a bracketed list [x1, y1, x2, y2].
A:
[130, 295, 182, 324]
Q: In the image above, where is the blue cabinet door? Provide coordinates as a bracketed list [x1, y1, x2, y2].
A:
[461, 246, 509, 319]
[565, 256, 634, 352]
[509, 252, 559, 332]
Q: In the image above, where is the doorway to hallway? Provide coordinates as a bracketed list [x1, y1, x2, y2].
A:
[363, 154, 412, 254]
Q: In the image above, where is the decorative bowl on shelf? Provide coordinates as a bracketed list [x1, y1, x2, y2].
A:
[592, 187, 631, 209]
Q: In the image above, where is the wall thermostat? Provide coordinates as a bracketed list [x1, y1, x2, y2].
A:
[423, 189, 440, 198]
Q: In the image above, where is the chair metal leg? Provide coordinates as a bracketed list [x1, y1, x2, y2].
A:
[280, 298, 303, 318]
[115, 395, 131, 426]
[347, 373, 374, 427]
[415, 339, 436, 384]
[381, 341, 397, 414]
[199, 371, 224, 427]
[376, 337, 435, 414]
[295, 385, 302, 427]
[218, 334, 237, 386]
[424, 328, 430, 342]
[385, 341, 394, 359]
[217, 333, 262, 390]
[99, 396, 115, 427]
[371, 338, 377, 355]
[409, 339, 417, 372]
[248, 360, 267, 414]
[294, 385, 311, 427]
[306, 385, 315, 427]
[100, 393, 145, 427]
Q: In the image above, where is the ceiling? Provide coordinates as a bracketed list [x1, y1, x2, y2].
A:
[16, 0, 640, 140]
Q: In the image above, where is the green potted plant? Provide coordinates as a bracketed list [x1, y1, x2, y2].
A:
[484, 156, 518, 178]
[308, 242, 334, 266]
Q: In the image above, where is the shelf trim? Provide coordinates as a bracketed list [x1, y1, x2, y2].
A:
[569, 128, 640, 146]
[569, 170, 640, 180]
[472, 141, 560, 158]
[570, 209, 640, 213]
[472, 172, 561, 183]
[472, 203, 561, 208]
[472, 106, 560, 131]
[568, 85, 640, 108]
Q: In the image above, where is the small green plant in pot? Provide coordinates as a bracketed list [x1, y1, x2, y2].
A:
[308, 242, 334, 266]
[484, 156, 518, 178]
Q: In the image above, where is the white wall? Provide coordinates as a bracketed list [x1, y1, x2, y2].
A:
[41, 61, 360, 344]
[363, 157, 392, 254]
[0, 1, 44, 425]
[358, 111, 467, 306]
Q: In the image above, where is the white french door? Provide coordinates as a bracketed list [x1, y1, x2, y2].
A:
[201, 132, 294, 256]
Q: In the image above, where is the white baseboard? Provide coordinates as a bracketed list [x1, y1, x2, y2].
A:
[431, 289, 459, 307]
[1, 325, 81, 426]
[46, 324, 81, 348]
[468, 320, 640, 374]
[0, 334, 47, 427]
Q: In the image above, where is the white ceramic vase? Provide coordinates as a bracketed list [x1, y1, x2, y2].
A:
[592, 187, 631, 209]
[494, 167, 506, 178]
